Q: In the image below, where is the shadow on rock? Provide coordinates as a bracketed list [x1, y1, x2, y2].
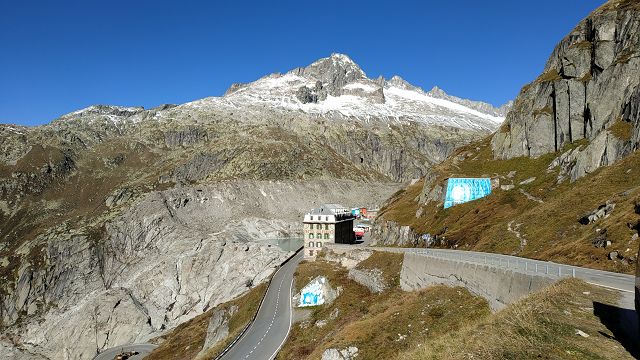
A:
[593, 301, 639, 358]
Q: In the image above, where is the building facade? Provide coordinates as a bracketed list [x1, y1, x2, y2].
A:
[303, 204, 355, 260]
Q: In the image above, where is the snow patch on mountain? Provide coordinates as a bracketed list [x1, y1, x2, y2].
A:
[183, 54, 507, 131]
[55, 53, 509, 133]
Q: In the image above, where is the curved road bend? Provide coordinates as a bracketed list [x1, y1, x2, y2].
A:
[220, 250, 303, 360]
[330, 244, 635, 298]
[93, 343, 157, 360]
[409, 248, 636, 295]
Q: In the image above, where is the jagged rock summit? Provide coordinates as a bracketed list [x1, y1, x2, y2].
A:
[492, 0, 640, 181]
[193, 53, 509, 131]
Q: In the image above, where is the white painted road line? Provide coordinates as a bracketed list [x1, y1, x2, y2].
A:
[269, 277, 294, 360]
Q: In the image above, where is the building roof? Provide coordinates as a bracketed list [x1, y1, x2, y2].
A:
[309, 204, 348, 215]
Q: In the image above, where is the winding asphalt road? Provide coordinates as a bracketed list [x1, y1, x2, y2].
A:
[219, 250, 303, 360]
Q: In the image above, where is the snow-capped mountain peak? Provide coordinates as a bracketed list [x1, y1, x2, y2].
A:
[59, 54, 508, 132]
[184, 54, 507, 131]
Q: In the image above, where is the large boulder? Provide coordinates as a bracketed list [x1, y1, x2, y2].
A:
[322, 346, 359, 360]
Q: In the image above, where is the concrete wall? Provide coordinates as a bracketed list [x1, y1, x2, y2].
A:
[401, 252, 554, 311]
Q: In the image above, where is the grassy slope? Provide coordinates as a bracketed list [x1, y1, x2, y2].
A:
[277, 252, 490, 360]
[145, 283, 267, 360]
[401, 278, 634, 360]
[379, 137, 640, 273]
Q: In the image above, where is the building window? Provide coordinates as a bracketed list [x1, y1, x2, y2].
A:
[324, 234, 329, 239]
[310, 216, 314, 221]
[309, 250, 314, 256]
[317, 233, 322, 239]
[309, 223, 313, 230]
[308, 241, 314, 248]
[309, 233, 314, 239]
[325, 224, 329, 230]
[316, 242, 322, 247]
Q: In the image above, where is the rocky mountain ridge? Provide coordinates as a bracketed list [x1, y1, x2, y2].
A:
[207, 53, 508, 131]
[0, 54, 504, 359]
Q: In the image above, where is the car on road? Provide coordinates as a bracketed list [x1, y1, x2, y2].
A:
[115, 351, 139, 360]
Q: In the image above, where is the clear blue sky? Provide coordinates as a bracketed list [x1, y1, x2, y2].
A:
[1, 0, 605, 126]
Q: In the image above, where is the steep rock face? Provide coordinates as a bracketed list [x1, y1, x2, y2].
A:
[492, 1, 640, 180]
[0, 180, 399, 359]
[199, 305, 237, 355]
[289, 53, 367, 97]
[371, 218, 422, 247]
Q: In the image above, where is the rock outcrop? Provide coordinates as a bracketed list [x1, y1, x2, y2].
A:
[322, 346, 359, 360]
[290, 54, 366, 97]
[371, 219, 422, 247]
[199, 305, 238, 355]
[492, 0, 640, 181]
[348, 268, 387, 293]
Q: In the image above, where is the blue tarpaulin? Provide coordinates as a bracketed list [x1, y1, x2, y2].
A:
[444, 178, 492, 209]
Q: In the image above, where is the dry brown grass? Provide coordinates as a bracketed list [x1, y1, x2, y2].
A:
[378, 136, 640, 273]
[400, 279, 634, 360]
[146, 283, 267, 360]
[277, 257, 490, 360]
[538, 69, 563, 83]
[609, 119, 634, 141]
[354, 251, 403, 287]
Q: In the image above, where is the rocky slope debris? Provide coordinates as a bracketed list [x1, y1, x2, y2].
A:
[0, 180, 397, 359]
[580, 201, 616, 224]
